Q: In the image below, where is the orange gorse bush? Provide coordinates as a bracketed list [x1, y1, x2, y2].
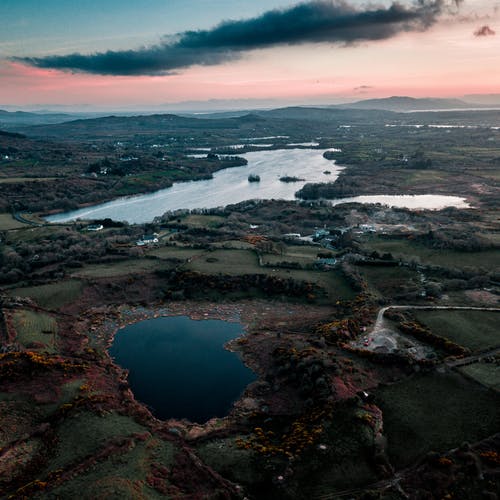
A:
[479, 451, 500, 465]
[236, 406, 330, 458]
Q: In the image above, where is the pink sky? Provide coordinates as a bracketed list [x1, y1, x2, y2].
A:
[1, 5, 499, 109]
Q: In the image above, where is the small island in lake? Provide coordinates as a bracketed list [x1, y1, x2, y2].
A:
[323, 170, 331, 175]
[248, 174, 261, 182]
[279, 175, 305, 183]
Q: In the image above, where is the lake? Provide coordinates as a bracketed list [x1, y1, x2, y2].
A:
[108, 316, 255, 423]
[329, 194, 469, 210]
[46, 148, 341, 223]
[46, 148, 469, 224]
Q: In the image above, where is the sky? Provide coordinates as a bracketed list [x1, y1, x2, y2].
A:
[0, 0, 499, 110]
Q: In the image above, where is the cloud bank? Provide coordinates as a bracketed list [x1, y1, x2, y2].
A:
[15, 0, 463, 76]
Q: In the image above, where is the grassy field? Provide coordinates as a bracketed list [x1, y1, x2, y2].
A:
[459, 362, 500, 391]
[46, 411, 148, 471]
[5, 225, 61, 243]
[22, 247, 355, 302]
[0, 177, 58, 183]
[0, 213, 29, 230]
[402, 170, 453, 186]
[197, 437, 263, 486]
[12, 309, 58, 352]
[185, 248, 355, 301]
[8, 280, 84, 309]
[413, 310, 500, 352]
[260, 244, 321, 266]
[41, 410, 174, 499]
[47, 439, 173, 499]
[181, 214, 226, 228]
[361, 235, 500, 269]
[376, 371, 500, 467]
[212, 240, 255, 250]
[357, 265, 420, 298]
[474, 169, 500, 182]
[481, 232, 500, 246]
[186, 249, 261, 275]
[73, 258, 172, 278]
[276, 268, 355, 301]
[147, 246, 206, 261]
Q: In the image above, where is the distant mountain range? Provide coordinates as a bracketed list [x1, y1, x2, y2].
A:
[335, 96, 485, 112]
[187, 96, 496, 118]
[0, 109, 82, 128]
[10, 113, 270, 139]
[2, 94, 499, 120]
[2, 96, 499, 137]
[463, 94, 500, 106]
[0, 109, 127, 129]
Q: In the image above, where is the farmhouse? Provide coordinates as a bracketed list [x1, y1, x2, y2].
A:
[315, 257, 337, 269]
[136, 234, 159, 246]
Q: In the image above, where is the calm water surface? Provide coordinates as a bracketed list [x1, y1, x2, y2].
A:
[47, 148, 341, 223]
[47, 148, 469, 224]
[109, 316, 255, 423]
[329, 194, 469, 210]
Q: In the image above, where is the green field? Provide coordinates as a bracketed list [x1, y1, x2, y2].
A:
[0, 213, 29, 230]
[185, 248, 355, 301]
[9, 280, 84, 309]
[197, 437, 262, 486]
[376, 372, 500, 467]
[40, 411, 174, 499]
[0, 177, 58, 184]
[46, 439, 173, 499]
[474, 169, 500, 182]
[357, 265, 420, 298]
[402, 169, 453, 186]
[5, 225, 61, 243]
[12, 309, 58, 352]
[46, 411, 148, 471]
[261, 244, 322, 266]
[459, 362, 500, 391]
[212, 239, 255, 250]
[74, 258, 172, 278]
[361, 235, 500, 269]
[181, 214, 226, 228]
[20, 247, 355, 302]
[276, 268, 355, 301]
[147, 246, 206, 261]
[186, 249, 261, 275]
[413, 310, 500, 352]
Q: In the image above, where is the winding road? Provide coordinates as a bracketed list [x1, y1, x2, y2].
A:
[13, 212, 44, 227]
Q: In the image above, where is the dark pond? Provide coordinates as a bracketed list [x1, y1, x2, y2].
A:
[109, 315, 255, 423]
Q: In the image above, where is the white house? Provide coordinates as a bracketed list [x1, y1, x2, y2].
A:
[136, 234, 159, 246]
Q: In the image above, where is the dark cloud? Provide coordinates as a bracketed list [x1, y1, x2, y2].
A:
[474, 25, 496, 36]
[15, 0, 463, 76]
